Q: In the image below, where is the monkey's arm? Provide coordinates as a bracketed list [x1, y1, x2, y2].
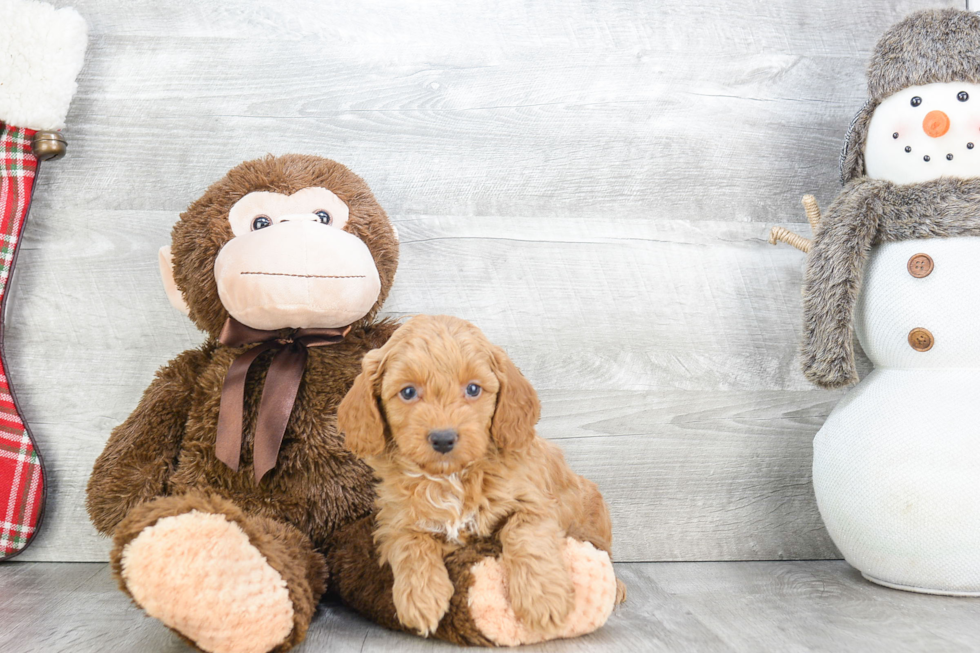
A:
[86, 347, 208, 535]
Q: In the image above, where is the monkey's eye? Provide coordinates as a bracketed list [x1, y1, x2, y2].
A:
[251, 215, 272, 230]
[958, 91, 970, 102]
[911, 96, 922, 107]
[465, 383, 482, 398]
[399, 386, 418, 401]
[315, 210, 331, 225]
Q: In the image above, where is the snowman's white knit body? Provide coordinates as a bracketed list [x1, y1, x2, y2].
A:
[813, 81, 980, 595]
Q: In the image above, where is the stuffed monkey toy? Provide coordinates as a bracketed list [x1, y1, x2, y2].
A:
[86, 154, 618, 652]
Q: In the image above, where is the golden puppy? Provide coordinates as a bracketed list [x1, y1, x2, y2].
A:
[338, 314, 624, 638]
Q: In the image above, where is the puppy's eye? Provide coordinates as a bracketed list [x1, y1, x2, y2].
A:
[251, 215, 272, 230]
[399, 386, 418, 401]
[315, 210, 331, 225]
[465, 383, 482, 398]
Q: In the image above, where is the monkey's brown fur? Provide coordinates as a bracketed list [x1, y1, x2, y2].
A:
[85, 155, 493, 650]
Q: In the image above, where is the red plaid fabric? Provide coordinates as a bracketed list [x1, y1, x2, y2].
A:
[0, 123, 45, 559]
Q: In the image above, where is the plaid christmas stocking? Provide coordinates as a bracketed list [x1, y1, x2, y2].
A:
[0, 0, 87, 560]
[0, 125, 45, 559]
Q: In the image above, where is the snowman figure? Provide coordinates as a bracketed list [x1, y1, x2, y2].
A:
[775, 8, 980, 595]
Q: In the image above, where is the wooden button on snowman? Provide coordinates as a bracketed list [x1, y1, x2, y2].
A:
[907, 253, 933, 278]
[772, 8, 980, 596]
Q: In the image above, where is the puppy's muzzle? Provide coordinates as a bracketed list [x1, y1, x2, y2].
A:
[427, 429, 458, 454]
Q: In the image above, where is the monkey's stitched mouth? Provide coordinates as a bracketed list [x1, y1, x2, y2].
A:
[241, 272, 366, 279]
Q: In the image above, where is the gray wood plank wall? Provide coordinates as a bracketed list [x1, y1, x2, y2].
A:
[8, 0, 953, 563]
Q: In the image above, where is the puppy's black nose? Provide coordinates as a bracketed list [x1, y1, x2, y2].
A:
[428, 429, 458, 454]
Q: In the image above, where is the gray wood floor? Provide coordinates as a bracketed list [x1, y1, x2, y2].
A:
[2, 561, 978, 652]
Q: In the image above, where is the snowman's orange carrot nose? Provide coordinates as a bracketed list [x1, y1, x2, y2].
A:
[923, 110, 950, 138]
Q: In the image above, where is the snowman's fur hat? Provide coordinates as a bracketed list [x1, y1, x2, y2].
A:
[868, 8, 980, 103]
[840, 8, 980, 184]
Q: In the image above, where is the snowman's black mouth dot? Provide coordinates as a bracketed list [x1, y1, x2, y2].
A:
[892, 132, 899, 139]
[947, 153, 954, 160]
[905, 146, 912, 153]
[924, 155, 931, 162]
[969, 143, 975, 149]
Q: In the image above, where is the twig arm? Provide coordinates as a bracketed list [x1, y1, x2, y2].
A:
[768, 194, 822, 253]
[802, 194, 822, 234]
[769, 226, 812, 253]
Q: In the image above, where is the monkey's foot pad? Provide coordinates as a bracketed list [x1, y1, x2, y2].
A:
[120, 510, 295, 653]
[468, 537, 619, 646]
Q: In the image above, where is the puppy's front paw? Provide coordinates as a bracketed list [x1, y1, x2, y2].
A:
[505, 557, 575, 636]
[393, 567, 454, 637]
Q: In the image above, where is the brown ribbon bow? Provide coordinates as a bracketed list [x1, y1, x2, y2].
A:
[215, 317, 350, 482]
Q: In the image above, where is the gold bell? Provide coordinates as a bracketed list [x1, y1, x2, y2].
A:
[32, 131, 67, 162]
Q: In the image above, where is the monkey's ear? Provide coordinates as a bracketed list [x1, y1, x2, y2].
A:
[159, 245, 190, 316]
[338, 349, 387, 459]
[489, 346, 540, 453]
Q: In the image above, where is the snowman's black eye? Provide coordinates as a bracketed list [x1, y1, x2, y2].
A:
[947, 154, 954, 160]
[958, 91, 969, 102]
[911, 96, 922, 107]
[892, 132, 899, 139]
[924, 155, 931, 162]
[252, 216, 272, 230]
[314, 210, 331, 225]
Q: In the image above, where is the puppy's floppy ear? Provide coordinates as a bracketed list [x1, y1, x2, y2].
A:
[489, 345, 540, 452]
[339, 348, 387, 458]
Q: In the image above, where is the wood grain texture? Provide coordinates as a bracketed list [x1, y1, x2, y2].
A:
[5, 0, 948, 562]
[3, 562, 977, 652]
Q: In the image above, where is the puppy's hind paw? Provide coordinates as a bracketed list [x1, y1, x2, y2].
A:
[467, 537, 618, 646]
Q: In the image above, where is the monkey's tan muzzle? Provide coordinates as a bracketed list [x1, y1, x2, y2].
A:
[214, 220, 382, 330]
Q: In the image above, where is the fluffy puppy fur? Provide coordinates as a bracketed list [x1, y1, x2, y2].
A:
[337, 315, 623, 638]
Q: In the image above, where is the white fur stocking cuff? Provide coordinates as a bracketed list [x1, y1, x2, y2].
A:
[0, 0, 87, 130]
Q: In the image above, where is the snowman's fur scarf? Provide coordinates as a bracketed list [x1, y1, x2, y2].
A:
[0, 0, 87, 130]
[801, 177, 980, 388]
